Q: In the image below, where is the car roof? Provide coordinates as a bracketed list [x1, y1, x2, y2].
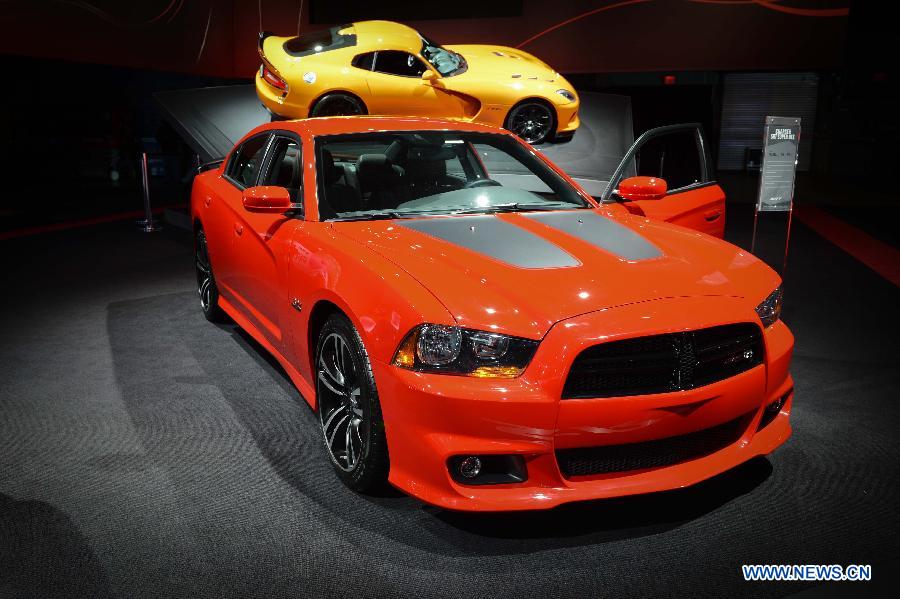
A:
[256, 116, 509, 138]
[351, 20, 424, 54]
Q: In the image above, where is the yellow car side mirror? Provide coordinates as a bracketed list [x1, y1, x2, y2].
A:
[421, 70, 440, 85]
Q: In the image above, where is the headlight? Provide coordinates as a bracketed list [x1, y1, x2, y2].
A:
[392, 324, 539, 378]
[755, 285, 784, 328]
[555, 89, 576, 102]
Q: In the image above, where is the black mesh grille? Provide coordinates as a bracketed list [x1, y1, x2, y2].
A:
[562, 323, 763, 399]
[555, 413, 751, 478]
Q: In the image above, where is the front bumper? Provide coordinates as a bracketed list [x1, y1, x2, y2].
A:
[373, 296, 793, 511]
[555, 97, 580, 135]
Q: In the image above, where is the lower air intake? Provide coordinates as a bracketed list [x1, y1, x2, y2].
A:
[555, 414, 751, 478]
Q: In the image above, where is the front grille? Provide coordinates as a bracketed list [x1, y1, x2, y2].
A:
[555, 413, 750, 478]
[562, 323, 763, 399]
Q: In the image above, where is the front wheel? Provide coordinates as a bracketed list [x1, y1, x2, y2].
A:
[315, 314, 389, 492]
[309, 93, 367, 118]
[505, 100, 556, 145]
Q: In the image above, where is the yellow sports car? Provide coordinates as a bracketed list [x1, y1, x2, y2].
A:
[256, 20, 579, 144]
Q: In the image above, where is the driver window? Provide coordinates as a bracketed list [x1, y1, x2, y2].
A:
[625, 131, 705, 192]
[228, 134, 269, 188]
[261, 137, 302, 203]
[373, 51, 427, 77]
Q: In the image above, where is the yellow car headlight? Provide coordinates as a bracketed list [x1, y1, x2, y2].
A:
[556, 89, 576, 103]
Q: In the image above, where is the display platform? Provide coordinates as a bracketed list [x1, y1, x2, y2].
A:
[155, 86, 632, 196]
[1, 204, 898, 597]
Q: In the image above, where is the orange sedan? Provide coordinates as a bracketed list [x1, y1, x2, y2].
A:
[191, 116, 792, 511]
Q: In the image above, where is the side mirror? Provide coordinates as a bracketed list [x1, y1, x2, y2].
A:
[421, 69, 439, 85]
[616, 176, 668, 201]
[242, 186, 291, 212]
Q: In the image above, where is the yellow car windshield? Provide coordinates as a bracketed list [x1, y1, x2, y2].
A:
[421, 38, 466, 77]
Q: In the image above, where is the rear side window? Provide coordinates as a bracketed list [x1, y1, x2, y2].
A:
[283, 25, 357, 57]
[228, 134, 269, 188]
[373, 51, 427, 77]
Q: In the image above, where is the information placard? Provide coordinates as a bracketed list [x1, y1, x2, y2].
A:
[757, 116, 801, 212]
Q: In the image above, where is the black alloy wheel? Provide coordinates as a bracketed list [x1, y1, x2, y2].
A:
[309, 93, 367, 117]
[315, 314, 389, 491]
[506, 101, 556, 145]
[195, 229, 226, 322]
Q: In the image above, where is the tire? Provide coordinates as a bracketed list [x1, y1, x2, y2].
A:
[195, 229, 227, 323]
[309, 93, 367, 118]
[505, 100, 557, 145]
[315, 313, 389, 492]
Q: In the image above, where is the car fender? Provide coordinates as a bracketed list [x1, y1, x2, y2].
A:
[287, 223, 455, 389]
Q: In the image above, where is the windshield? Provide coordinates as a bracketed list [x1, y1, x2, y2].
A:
[315, 131, 591, 221]
[421, 37, 466, 77]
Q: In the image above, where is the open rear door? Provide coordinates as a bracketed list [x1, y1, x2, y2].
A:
[601, 123, 725, 238]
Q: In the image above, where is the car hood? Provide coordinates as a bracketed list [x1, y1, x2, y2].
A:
[334, 210, 779, 339]
[444, 44, 562, 83]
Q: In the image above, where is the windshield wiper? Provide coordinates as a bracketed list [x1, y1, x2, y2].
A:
[331, 211, 404, 222]
[451, 203, 573, 215]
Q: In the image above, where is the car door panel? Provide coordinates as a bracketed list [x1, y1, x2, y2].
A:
[214, 133, 271, 305]
[622, 183, 726, 238]
[229, 134, 306, 351]
[363, 50, 467, 118]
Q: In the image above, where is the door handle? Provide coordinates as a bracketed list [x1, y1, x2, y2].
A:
[234, 223, 243, 236]
[704, 210, 722, 222]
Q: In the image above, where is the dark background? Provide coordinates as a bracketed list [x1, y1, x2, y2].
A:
[0, 0, 898, 230]
[0, 0, 894, 227]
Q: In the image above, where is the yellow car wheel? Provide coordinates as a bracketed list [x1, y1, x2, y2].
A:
[505, 100, 556, 145]
[310, 93, 367, 118]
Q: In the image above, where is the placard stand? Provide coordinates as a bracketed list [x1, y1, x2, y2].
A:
[750, 116, 800, 276]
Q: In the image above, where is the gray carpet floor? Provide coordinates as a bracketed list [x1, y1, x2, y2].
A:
[1, 207, 898, 598]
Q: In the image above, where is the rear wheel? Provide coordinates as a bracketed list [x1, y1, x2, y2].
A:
[505, 100, 556, 145]
[195, 229, 226, 322]
[309, 93, 367, 118]
[315, 314, 389, 492]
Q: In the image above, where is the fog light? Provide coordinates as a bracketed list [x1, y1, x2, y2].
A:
[458, 456, 482, 479]
[758, 388, 792, 431]
[448, 454, 528, 485]
[766, 392, 788, 414]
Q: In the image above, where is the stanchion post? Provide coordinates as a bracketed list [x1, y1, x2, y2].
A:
[138, 151, 161, 233]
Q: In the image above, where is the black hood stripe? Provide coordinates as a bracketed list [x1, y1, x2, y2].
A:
[400, 215, 580, 269]
[522, 211, 662, 261]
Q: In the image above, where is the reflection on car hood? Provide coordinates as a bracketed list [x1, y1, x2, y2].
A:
[443, 44, 560, 82]
[334, 209, 779, 339]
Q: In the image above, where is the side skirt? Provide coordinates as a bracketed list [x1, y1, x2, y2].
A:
[218, 295, 317, 410]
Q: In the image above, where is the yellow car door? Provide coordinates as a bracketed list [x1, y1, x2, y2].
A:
[360, 51, 467, 118]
